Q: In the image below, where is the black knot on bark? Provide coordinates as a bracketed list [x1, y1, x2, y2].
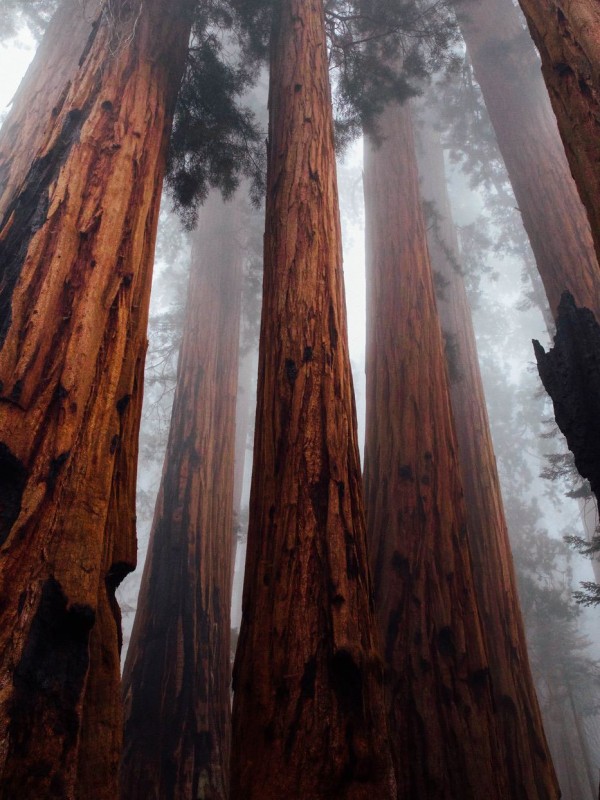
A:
[285, 358, 298, 385]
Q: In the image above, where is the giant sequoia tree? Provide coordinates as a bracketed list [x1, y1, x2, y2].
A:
[416, 121, 559, 799]
[0, 0, 263, 789]
[454, 0, 600, 320]
[229, 0, 396, 796]
[0, 0, 195, 794]
[364, 95, 514, 799]
[120, 191, 243, 799]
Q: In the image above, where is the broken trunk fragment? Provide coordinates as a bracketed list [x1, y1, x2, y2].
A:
[534, 291, 600, 500]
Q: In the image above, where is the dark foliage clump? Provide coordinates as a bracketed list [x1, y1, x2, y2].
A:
[166, 10, 265, 229]
[326, 0, 460, 148]
[220, 0, 460, 150]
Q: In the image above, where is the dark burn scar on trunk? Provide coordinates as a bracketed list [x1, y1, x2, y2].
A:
[437, 626, 456, 657]
[46, 451, 71, 491]
[116, 394, 131, 414]
[285, 358, 298, 385]
[0, 442, 27, 546]
[534, 291, 600, 500]
[5, 578, 93, 789]
[0, 108, 86, 350]
[332, 649, 364, 716]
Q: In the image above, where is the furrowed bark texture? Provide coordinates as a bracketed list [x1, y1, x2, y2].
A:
[120, 191, 242, 800]
[455, 0, 600, 319]
[0, 0, 192, 795]
[515, 0, 600, 265]
[229, 0, 396, 797]
[417, 122, 559, 800]
[534, 292, 600, 502]
[0, 0, 102, 219]
[363, 100, 508, 800]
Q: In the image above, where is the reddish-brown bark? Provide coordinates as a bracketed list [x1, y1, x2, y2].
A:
[417, 122, 559, 800]
[364, 100, 508, 800]
[515, 0, 600, 267]
[120, 191, 242, 800]
[0, 0, 102, 219]
[229, 0, 396, 797]
[0, 0, 193, 795]
[455, 0, 600, 319]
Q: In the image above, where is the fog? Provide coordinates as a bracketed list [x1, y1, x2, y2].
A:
[2, 4, 600, 797]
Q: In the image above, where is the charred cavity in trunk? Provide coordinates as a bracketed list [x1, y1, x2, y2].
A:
[533, 291, 600, 500]
[331, 649, 364, 716]
[0, 443, 27, 546]
[5, 578, 94, 786]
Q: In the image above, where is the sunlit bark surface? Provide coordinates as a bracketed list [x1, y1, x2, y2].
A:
[229, 0, 396, 797]
[456, 0, 600, 319]
[0, 0, 192, 795]
[364, 100, 511, 800]
[417, 122, 560, 800]
[121, 192, 242, 800]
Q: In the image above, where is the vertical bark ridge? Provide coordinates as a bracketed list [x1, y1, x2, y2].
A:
[417, 121, 559, 800]
[121, 191, 242, 800]
[455, 0, 600, 320]
[364, 100, 508, 800]
[229, 0, 396, 797]
[0, 0, 193, 794]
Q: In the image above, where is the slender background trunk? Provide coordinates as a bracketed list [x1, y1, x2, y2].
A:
[229, 0, 396, 796]
[364, 99, 506, 800]
[121, 191, 242, 800]
[516, 0, 600, 265]
[417, 121, 559, 799]
[455, 0, 600, 319]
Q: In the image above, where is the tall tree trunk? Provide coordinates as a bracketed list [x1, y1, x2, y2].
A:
[121, 191, 242, 800]
[0, 0, 192, 795]
[454, 0, 600, 319]
[539, 676, 596, 800]
[566, 684, 597, 798]
[364, 98, 506, 800]
[229, 0, 396, 796]
[515, 0, 600, 266]
[416, 121, 559, 799]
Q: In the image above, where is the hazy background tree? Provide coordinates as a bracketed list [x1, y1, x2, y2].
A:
[416, 115, 558, 798]
[516, 0, 600, 264]
[453, 0, 599, 320]
[364, 96, 515, 798]
[120, 190, 244, 800]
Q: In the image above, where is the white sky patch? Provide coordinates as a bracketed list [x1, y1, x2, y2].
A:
[0, 31, 36, 120]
